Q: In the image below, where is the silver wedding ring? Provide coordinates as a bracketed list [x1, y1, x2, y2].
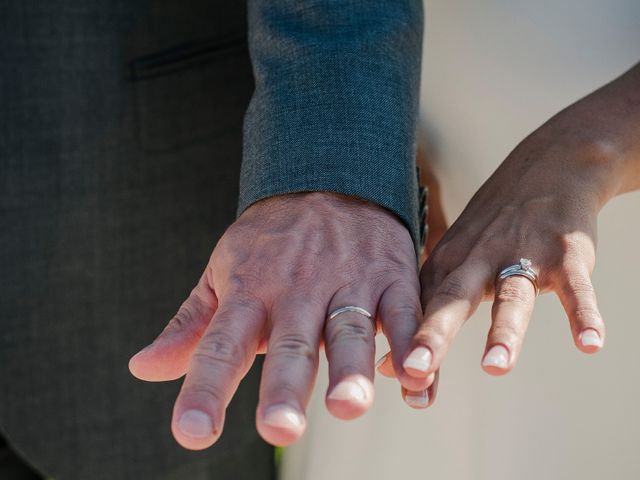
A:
[497, 258, 540, 296]
[328, 306, 373, 320]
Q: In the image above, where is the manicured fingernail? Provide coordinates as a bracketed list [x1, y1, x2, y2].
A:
[328, 380, 367, 403]
[403, 346, 432, 373]
[404, 390, 429, 409]
[263, 405, 305, 430]
[376, 354, 396, 378]
[178, 410, 213, 438]
[375, 355, 388, 371]
[579, 329, 602, 348]
[482, 345, 509, 369]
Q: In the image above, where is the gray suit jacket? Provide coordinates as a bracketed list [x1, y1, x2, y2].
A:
[0, 1, 423, 479]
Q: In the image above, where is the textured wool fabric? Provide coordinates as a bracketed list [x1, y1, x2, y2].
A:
[0, 0, 423, 478]
[240, 0, 425, 251]
[0, 1, 273, 479]
[0, 436, 42, 480]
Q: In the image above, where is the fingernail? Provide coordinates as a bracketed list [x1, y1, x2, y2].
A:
[482, 345, 509, 369]
[262, 405, 305, 430]
[405, 390, 429, 409]
[376, 354, 392, 375]
[178, 410, 213, 438]
[579, 329, 602, 348]
[376, 354, 397, 378]
[328, 380, 367, 403]
[375, 355, 388, 371]
[403, 346, 432, 373]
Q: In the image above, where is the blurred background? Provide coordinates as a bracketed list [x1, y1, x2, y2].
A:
[282, 1, 640, 479]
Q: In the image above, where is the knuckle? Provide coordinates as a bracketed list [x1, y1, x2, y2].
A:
[414, 323, 448, 351]
[565, 277, 595, 297]
[287, 255, 322, 286]
[558, 233, 581, 256]
[194, 331, 242, 369]
[270, 334, 316, 362]
[495, 284, 532, 304]
[376, 263, 415, 285]
[380, 248, 417, 274]
[557, 232, 594, 264]
[326, 320, 371, 346]
[290, 265, 315, 285]
[382, 302, 421, 323]
[167, 312, 188, 334]
[183, 383, 225, 406]
[489, 324, 519, 345]
[221, 294, 267, 319]
[226, 273, 250, 293]
[264, 381, 302, 399]
[224, 271, 264, 298]
[190, 283, 216, 308]
[167, 302, 199, 333]
[437, 276, 469, 302]
[570, 305, 602, 325]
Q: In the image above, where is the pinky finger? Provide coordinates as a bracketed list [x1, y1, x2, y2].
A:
[376, 351, 436, 386]
[557, 266, 605, 353]
[375, 352, 396, 378]
[402, 370, 440, 409]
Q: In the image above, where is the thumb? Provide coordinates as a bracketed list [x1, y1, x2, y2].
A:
[129, 273, 217, 381]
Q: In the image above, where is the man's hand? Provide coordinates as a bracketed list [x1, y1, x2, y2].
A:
[129, 192, 430, 449]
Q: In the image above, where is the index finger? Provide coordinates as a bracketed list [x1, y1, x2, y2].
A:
[405, 260, 492, 378]
[171, 295, 266, 450]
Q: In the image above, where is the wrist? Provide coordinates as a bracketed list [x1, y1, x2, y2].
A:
[550, 62, 640, 201]
[562, 136, 626, 208]
[560, 116, 639, 205]
[509, 62, 640, 207]
[514, 108, 631, 210]
[243, 191, 410, 232]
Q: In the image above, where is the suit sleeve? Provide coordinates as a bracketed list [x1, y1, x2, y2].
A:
[237, 0, 424, 251]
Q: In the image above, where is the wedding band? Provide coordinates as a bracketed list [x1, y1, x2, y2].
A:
[497, 258, 540, 296]
[328, 306, 373, 320]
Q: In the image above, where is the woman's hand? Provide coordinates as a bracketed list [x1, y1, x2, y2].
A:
[386, 62, 640, 406]
[411, 134, 609, 377]
[375, 147, 447, 408]
[378, 133, 610, 403]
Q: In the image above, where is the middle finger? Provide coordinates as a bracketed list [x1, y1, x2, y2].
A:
[256, 295, 325, 446]
[483, 266, 538, 375]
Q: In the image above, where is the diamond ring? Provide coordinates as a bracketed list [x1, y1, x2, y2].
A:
[497, 258, 540, 295]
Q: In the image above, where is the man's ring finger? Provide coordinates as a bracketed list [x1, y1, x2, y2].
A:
[328, 306, 373, 321]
